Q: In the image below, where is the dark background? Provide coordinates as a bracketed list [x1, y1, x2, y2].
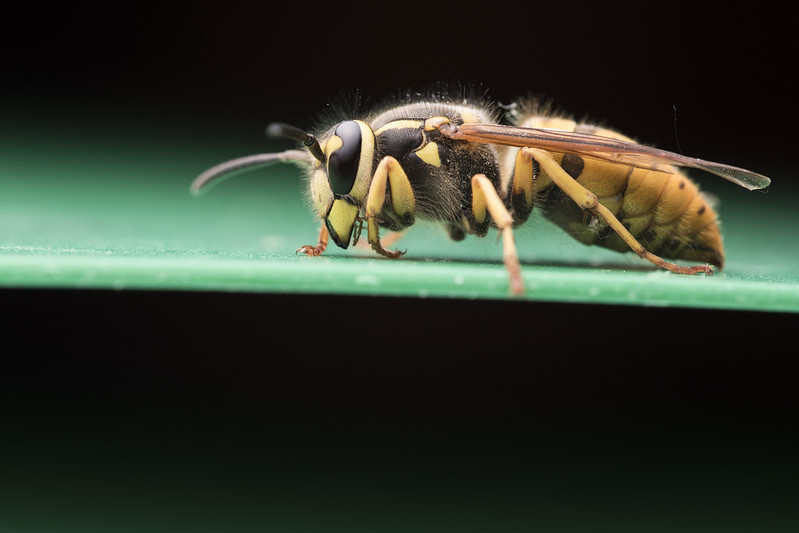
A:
[4, 1, 794, 170]
[2, 2, 797, 531]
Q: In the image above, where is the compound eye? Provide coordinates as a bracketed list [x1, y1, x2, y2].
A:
[327, 121, 362, 196]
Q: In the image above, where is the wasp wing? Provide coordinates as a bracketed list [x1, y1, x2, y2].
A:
[191, 150, 312, 195]
[448, 124, 770, 191]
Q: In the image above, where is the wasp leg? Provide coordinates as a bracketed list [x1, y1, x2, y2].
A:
[471, 174, 525, 295]
[365, 156, 416, 259]
[351, 216, 365, 248]
[297, 223, 330, 256]
[526, 148, 713, 275]
[508, 146, 539, 225]
[355, 229, 408, 252]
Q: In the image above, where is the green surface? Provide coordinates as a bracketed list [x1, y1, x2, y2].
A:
[2, 114, 797, 312]
[3, 110, 797, 533]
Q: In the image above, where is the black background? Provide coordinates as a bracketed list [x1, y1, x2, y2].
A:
[2, 2, 797, 530]
[4, 1, 795, 168]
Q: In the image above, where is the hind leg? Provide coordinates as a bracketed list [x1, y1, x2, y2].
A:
[525, 148, 713, 275]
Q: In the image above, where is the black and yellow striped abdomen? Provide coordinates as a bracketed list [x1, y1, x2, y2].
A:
[513, 117, 724, 268]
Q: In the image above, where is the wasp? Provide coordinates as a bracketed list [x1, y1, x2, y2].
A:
[191, 93, 770, 295]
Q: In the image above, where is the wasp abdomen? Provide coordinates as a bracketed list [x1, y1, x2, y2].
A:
[507, 116, 725, 268]
[543, 155, 724, 268]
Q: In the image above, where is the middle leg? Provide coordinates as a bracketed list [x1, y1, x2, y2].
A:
[471, 174, 525, 295]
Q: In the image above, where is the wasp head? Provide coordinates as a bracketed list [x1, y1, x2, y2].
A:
[270, 120, 376, 249]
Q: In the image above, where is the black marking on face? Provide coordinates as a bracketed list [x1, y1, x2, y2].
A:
[327, 121, 362, 196]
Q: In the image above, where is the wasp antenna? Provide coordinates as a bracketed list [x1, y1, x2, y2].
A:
[267, 122, 325, 162]
[190, 150, 310, 195]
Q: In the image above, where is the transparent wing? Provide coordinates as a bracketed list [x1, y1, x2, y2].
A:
[445, 123, 771, 191]
[190, 149, 312, 195]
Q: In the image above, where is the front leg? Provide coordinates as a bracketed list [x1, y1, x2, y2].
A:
[365, 156, 416, 258]
[296, 223, 329, 256]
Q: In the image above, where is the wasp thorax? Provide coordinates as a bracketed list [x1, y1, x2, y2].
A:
[326, 120, 363, 196]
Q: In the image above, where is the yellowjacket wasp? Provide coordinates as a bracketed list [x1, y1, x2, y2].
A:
[192, 92, 770, 295]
